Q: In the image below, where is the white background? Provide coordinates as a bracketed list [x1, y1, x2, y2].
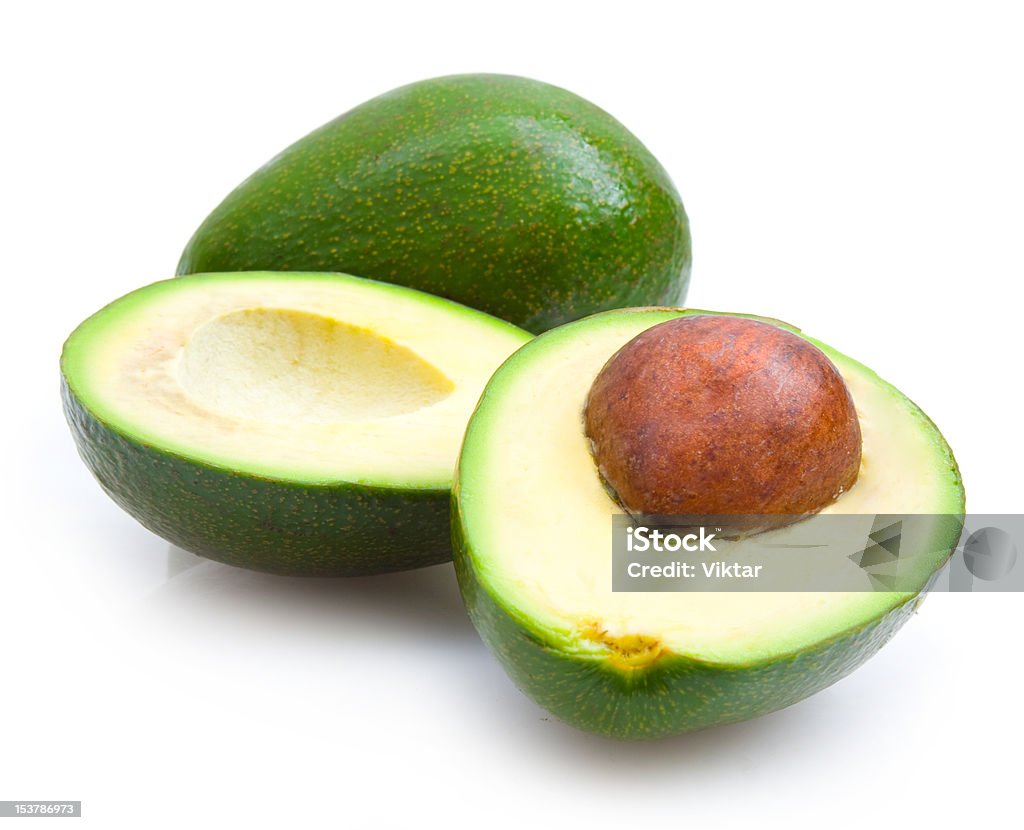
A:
[3, 1, 1022, 827]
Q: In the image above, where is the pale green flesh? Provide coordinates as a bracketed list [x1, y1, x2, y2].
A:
[62, 272, 531, 488]
[458, 309, 964, 665]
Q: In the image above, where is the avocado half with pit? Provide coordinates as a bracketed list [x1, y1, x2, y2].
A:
[453, 308, 964, 739]
[62, 271, 530, 576]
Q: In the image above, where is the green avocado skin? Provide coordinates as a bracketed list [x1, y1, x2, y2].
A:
[62, 378, 450, 576]
[452, 507, 925, 740]
[176, 74, 691, 333]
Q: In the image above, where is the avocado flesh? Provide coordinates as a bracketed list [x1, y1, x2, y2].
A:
[62, 271, 530, 575]
[453, 308, 964, 737]
[176, 74, 691, 333]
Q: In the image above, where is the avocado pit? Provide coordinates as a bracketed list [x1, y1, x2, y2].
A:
[583, 315, 862, 527]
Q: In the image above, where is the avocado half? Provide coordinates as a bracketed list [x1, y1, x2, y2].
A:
[62, 271, 530, 576]
[176, 74, 691, 333]
[453, 308, 965, 739]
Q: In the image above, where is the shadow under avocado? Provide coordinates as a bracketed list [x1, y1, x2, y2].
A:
[154, 545, 477, 642]
[157, 549, 891, 765]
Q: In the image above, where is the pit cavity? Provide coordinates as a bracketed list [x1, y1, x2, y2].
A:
[178, 308, 454, 422]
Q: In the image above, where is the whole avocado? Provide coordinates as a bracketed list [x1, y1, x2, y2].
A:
[177, 74, 691, 332]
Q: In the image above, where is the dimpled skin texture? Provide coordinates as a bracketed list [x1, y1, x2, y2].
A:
[585, 315, 862, 519]
[452, 500, 924, 740]
[176, 74, 691, 333]
[62, 380, 450, 576]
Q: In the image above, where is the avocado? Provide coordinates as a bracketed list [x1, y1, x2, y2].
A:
[452, 308, 965, 739]
[62, 271, 530, 576]
[176, 74, 691, 333]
